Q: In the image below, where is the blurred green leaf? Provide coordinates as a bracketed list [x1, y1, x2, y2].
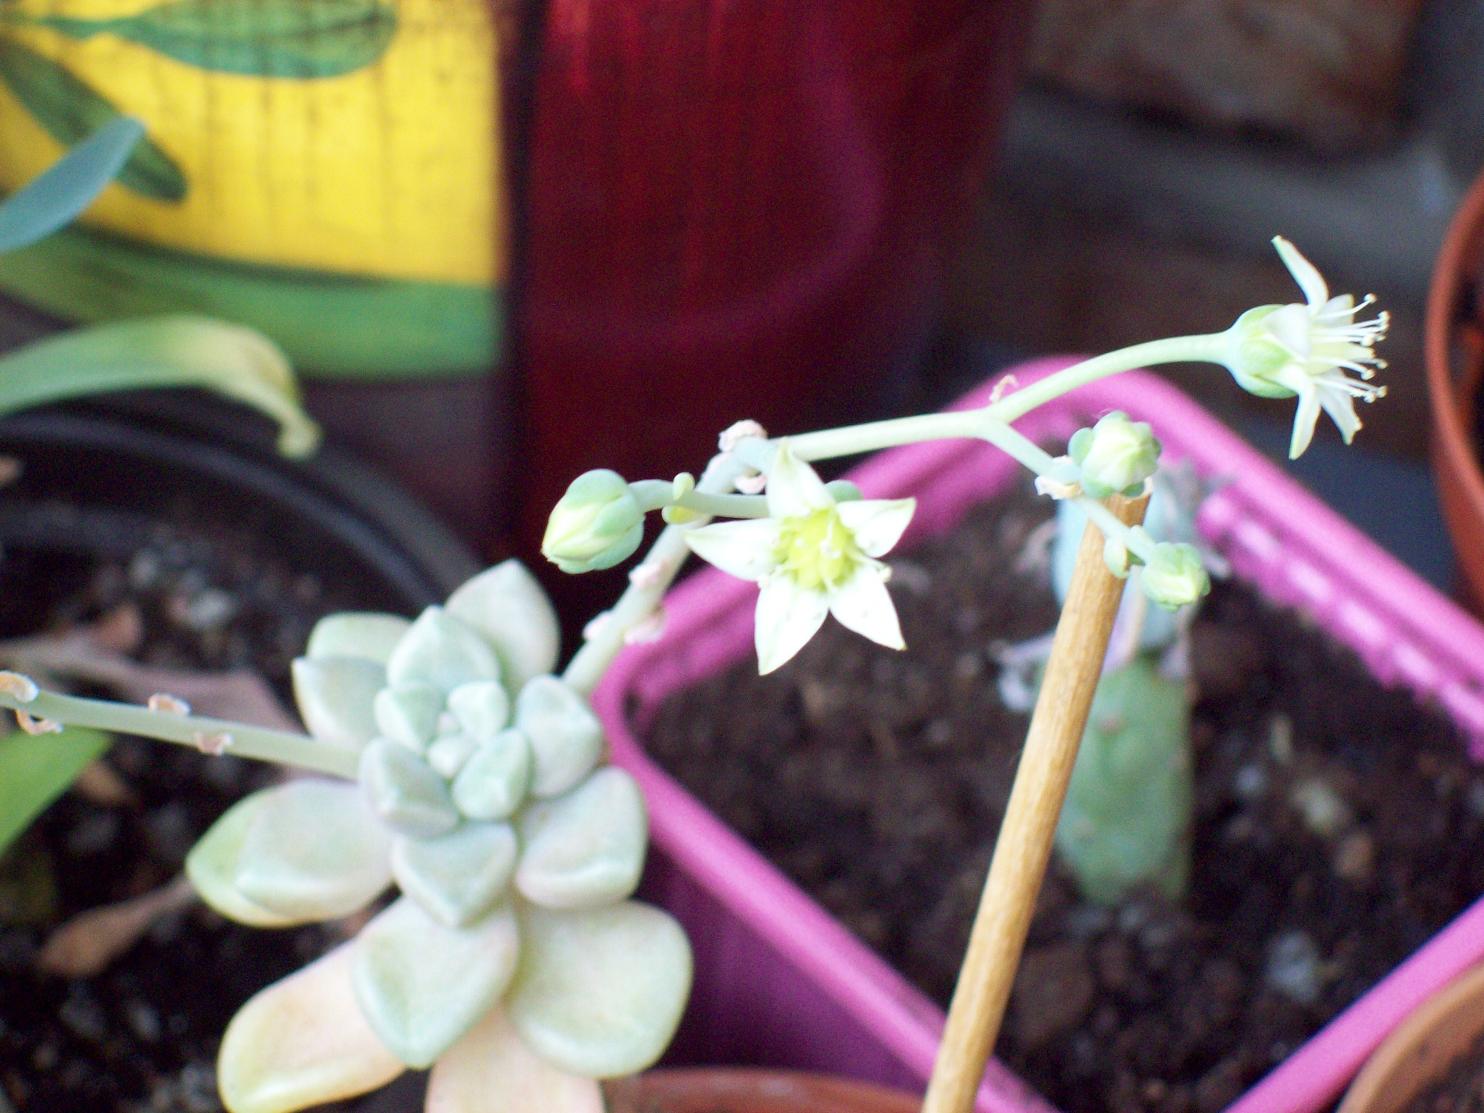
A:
[0, 41, 186, 201]
[0, 728, 111, 858]
[38, 0, 397, 79]
[0, 316, 321, 456]
[0, 116, 142, 252]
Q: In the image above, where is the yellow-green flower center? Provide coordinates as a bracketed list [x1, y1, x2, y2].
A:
[773, 509, 860, 591]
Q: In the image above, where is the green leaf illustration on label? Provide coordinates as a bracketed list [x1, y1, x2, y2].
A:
[35, 0, 398, 79]
[0, 41, 186, 202]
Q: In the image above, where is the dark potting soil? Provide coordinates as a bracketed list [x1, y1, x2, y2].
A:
[645, 487, 1484, 1113]
[1400, 1031, 1484, 1113]
[0, 503, 410, 1112]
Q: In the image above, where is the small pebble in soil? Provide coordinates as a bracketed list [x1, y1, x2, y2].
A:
[1263, 932, 1325, 1006]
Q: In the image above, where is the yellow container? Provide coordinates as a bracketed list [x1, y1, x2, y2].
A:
[0, 0, 504, 378]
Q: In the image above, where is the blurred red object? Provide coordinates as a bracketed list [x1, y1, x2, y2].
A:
[513, 0, 1030, 616]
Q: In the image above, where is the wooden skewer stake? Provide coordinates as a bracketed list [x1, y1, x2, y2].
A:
[921, 491, 1150, 1113]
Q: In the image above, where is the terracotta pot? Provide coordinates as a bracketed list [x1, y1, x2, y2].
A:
[604, 1069, 921, 1113]
[1426, 170, 1484, 612]
[1338, 961, 1484, 1113]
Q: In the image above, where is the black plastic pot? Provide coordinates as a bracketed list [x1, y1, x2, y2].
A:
[0, 395, 481, 618]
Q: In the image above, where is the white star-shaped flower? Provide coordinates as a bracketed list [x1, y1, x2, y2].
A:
[684, 442, 916, 674]
[1226, 236, 1388, 459]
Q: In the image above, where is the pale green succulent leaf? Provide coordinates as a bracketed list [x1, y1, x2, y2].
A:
[217, 942, 404, 1113]
[506, 902, 692, 1078]
[358, 739, 459, 839]
[185, 790, 296, 928]
[233, 780, 393, 921]
[445, 562, 560, 692]
[516, 768, 646, 910]
[391, 822, 517, 928]
[291, 657, 384, 751]
[373, 683, 444, 751]
[446, 680, 510, 742]
[426, 732, 479, 779]
[305, 613, 411, 665]
[353, 897, 520, 1069]
[513, 677, 603, 799]
[450, 728, 531, 822]
[385, 607, 500, 692]
[426, 1008, 603, 1113]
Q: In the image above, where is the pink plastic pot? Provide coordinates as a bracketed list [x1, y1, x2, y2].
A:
[596, 357, 1484, 1112]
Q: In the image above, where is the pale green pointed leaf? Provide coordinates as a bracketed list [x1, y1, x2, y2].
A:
[514, 677, 603, 798]
[0, 727, 110, 858]
[516, 768, 646, 910]
[234, 780, 392, 921]
[426, 1009, 603, 1113]
[391, 822, 516, 928]
[446, 680, 510, 741]
[353, 897, 519, 1069]
[359, 739, 459, 838]
[306, 613, 411, 666]
[507, 902, 691, 1078]
[373, 683, 444, 750]
[218, 942, 404, 1113]
[0, 117, 142, 253]
[291, 656, 383, 751]
[385, 607, 500, 692]
[450, 728, 531, 822]
[186, 791, 301, 928]
[0, 316, 319, 455]
[446, 562, 560, 693]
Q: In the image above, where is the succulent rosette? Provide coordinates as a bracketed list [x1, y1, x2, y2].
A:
[185, 561, 691, 1113]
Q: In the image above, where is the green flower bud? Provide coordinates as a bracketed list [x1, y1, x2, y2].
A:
[824, 479, 863, 503]
[1223, 305, 1299, 399]
[543, 470, 645, 574]
[1068, 411, 1161, 498]
[1141, 541, 1210, 611]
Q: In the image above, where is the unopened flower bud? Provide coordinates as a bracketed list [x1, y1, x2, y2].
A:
[1140, 541, 1210, 611]
[1068, 412, 1161, 498]
[825, 480, 863, 503]
[543, 470, 644, 574]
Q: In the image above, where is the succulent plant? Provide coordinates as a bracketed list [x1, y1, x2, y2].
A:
[185, 561, 691, 1113]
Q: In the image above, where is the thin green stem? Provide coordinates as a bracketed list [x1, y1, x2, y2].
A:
[0, 686, 356, 778]
[563, 453, 748, 696]
[770, 333, 1230, 464]
[1078, 497, 1155, 564]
